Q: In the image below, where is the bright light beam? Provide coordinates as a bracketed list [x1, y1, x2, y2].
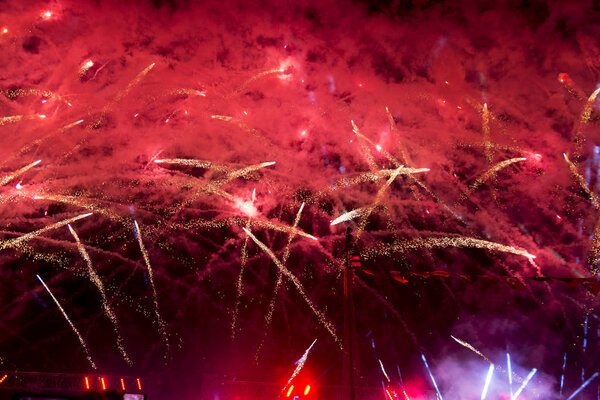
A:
[507, 353, 513, 398]
[421, 354, 443, 400]
[566, 372, 599, 400]
[481, 364, 494, 400]
[283, 339, 317, 393]
[511, 368, 537, 400]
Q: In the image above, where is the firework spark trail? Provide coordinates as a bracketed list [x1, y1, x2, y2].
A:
[154, 158, 231, 172]
[351, 120, 383, 177]
[369, 236, 536, 260]
[587, 217, 600, 273]
[233, 67, 285, 94]
[331, 208, 367, 226]
[481, 103, 493, 164]
[572, 87, 600, 161]
[451, 336, 492, 363]
[3, 120, 83, 166]
[232, 189, 256, 339]
[511, 368, 536, 400]
[283, 339, 317, 392]
[0, 114, 48, 126]
[560, 352, 567, 396]
[68, 224, 132, 366]
[468, 158, 527, 192]
[210, 115, 266, 139]
[567, 372, 599, 400]
[421, 354, 443, 400]
[32, 193, 128, 223]
[0, 88, 70, 104]
[133, 220, 169, 356]
[170, 88, 207, 97]
[36, 274, 97, 369]
[323, 167, 429, 195]
[582, 314, 589, 382]
[0, 213, 92, 252]
[564, 153, 599, 208]
[112, 63, 156, 105]
[0, 160, 41, 186]
[481, 364, 494, 400]
[385, 106, 411, 165]
[256, 203, 305, 360]
[354, 276, 424, 353]
[379, 359, 391, 382]
[242, 228, 342, 347]
[181, 217, 318, 241]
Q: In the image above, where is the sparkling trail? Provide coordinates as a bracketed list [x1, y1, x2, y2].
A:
[451, 336, 492, 363]
[242, 228, 341, 347]
[564, 153, 599, 208]
[0, 88, 69, 104]
[511, 368, 536, 400]
[0, 160, 41, 186]
[134, 220, 169, 356]
[283, 339, 317, 393]
[36, 274, 97, 369]
[68, 224, 132, 366]
[583, 314, 589, 382]
[481, 364, 494, 400]
[234, 67, 286, 94]
[256, 203, 305, 360]
[468, 158, 527, 192]
[154, 158, 230, 172]
[421, 354, 443, 400]
[566, 372, 598, 400]
[572, 87, 600, 161]
[0, 114, 46, 125]
[232, 189, 256, 339]
[369, 236, 535, 260]
[0, 213, 92, 252]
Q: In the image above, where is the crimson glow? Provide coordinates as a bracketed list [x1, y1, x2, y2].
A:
[0, 375, 7, 384]
[120, 378, 126, 391]
[84, 377, 90, 390]
[304, 385, 311, 395]
[42, 11, 52, 19]
[1, 28, 7, 34]
[39, 115, 46, 119]
[100, 377, 106, 390]
[136, 378, 142, 390]
[286, 385, 294, 397]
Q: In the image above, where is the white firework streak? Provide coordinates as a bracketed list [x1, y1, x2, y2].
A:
[68, 224, 132, 366]
[242, 228, 342, 347]
[283, 339, 317, 392]
[134, 220, 170, 355]
[0, 160, 41, 186]
[36, 274, 97, 369]
[0, 213, 92, 252]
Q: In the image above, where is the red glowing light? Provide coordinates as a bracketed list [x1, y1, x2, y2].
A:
[456, 105, 462, 109]
[133, 113, 139, 118]
[39, 114, 46, 119]
[236, 199, 258, 217]
[165, 118, 169, 123]
[243, 111, 248, 115]
[304, 385, 311, 395]
[184, 110, 188, 115]
[444, 80, 449, 85]
[286, 385, 294, 397]
[84, 377, 90, 390]
[41, 99, 47, 104]
[15, 183, 23, 190]
[358, 83, 363, 87]
[301, 130, 307, 136]
[0, 375, 7, 384]
[42, 11, 52, 19]
[426, 209, 430, 214]
[556, 214, 562, 221]
[1, 28, 7, 34]
[376, 144, 382, 152]
[120, 378, 126, 391]
[100, 377, 106, 390]
[136, 378, 142, 390]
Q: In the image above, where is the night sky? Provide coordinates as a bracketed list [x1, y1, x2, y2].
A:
[1, 0, 600, 399]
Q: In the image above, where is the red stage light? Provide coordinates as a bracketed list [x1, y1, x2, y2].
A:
[84, 377, 90, 390]
[100, 377, 106, 390]
[136, 378, 142, 391]
[121, 378, 126, 391]
[304, 384, 311, 395]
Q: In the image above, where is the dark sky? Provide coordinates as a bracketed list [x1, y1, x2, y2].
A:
[1, 0, 600, 398]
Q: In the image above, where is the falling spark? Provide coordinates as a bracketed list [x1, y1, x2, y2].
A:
[0, 160, 41, 186]
[421, 354, 443, 400]
[566, 372, 599, 400]
[0, 213, 92, 252]
[232, 189, 256, 339]
[242, 228, 341, 347]
[234, 67, 288, 94]
[79, 60, 94, 76]
[371, 236, 535, 260]
[451, 336, 492, 363]
[283, 339, 317, 392]
[134, 220, 169, 355]
[0, 114, 48, 126]
[379, 359, 391, 382]
[468, 158, 527, 192]
[511, 368, 537, 400]
[564, 153, 599, 209]
[68, 224, 132, 366]
[256, 203, 306, 360]
[583, 314, 589, 382]
[331, 208, 367, 225]
[154, 158, 230, 172]
[572, 87, 600, 160]
[36, 274, 97, 369]
[507, 353, 513, 398]
[481, 102, 493, 164]
[481, 364, 494, 400]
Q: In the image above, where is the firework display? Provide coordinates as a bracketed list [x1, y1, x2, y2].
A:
[1, 0, 600, 399]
